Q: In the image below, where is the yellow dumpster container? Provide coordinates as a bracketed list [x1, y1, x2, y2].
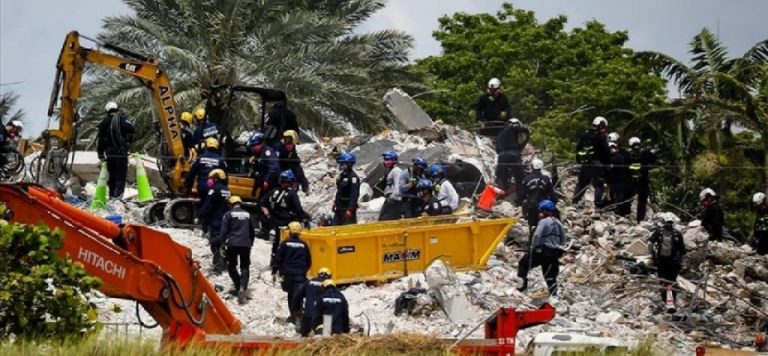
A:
[281, 215, 517, 284]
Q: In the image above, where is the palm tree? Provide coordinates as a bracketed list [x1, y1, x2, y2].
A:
[79, 0, 420, 149]
[0, 91, 25, 128]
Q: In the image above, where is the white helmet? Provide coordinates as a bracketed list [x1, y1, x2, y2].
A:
[10, 120, 23, 130]
[753, 192, 766, 205]
[699, 188, 716, 201]
[592, 116, 607, 127]
[105, 101, 118, 112]
[508, 118, 522, 127]
[488, 78, 501, 89]
[628, 137, 641, 146]
[607, 132, 620, 143]
[531, 158, 544, 170]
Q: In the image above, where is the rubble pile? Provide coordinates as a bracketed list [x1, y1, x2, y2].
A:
[70, 124, 766, 353]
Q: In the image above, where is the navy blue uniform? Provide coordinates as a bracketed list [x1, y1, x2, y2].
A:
[312, 287, 350, 335]
[264, 105, 299, 147]
[519, 171, 557, 233]
[277, 144, 309, 193]
[573, 129, 609, 205]
[192, 121, 221, 146]
[399, 169, 425, 218]
[702, 201, 725, 242]
[334, 169, 360, 225]
[96, 111, 135, 198]
[199, 181, 231, 270]
[272, 234, 311, 323]
[260, 187, 307, 258]
[185, 150, 227, 196]
[475, 92, 511, 123]
[414, 195, 451, 216]
[606, 149, 630, 216]
[292, 276, 329, 336]
[249, 145, 280, 196]
[220, 206, 256, 292]
[181, 127, 194, 157]
[494, 125, 530, 195]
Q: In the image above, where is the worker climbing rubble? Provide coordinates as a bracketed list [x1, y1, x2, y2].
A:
[198, 168, 231, 274]
[493, 117, 530, 198]
[519, 158, 557, 239]
[647, 214, 686, 312]
[271, 221, 311, 325]
[700, 187, 725, 242]
[475, 77, 511, 127]
[573, 116, 609, 207]
[333, 152, 360, 225]
[291, 267, 332, 336]
[517, 199, 568, 297]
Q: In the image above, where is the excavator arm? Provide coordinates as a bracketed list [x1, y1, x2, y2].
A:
[0, 183, 241, 335]
[45, 31, 187, 192]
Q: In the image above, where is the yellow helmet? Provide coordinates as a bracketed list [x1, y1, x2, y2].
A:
[227, 196, 242, 205]
[322, 279, 335, 288]
[288, 221, 303, 235]
[194, 107, 206, 120]
[283, 130, 299, 144]
[318, 267, 332, 277]
[180, 111, 193, 125]
[208, 169, 226, 180]
[205, 137, 219, 149]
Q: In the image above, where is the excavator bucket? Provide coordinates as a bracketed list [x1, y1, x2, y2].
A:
[283, 215, 517, 284]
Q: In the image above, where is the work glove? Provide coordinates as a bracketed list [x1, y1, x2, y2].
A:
[344, 209, 353, 218]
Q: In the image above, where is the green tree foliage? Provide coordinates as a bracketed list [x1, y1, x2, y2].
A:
[0, 207, 101, 340]
[415, 3, 665, 154]
[78, 0, 421, 147]
[0, 91, 25, 128]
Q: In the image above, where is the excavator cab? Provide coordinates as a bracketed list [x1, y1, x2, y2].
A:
[202, 85, 287, 176]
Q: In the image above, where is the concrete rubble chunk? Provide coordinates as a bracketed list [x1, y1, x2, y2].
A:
[595, 311, 624, 324]
[383, 88, 434, 131]
[624, 239, 650, 256]
[424, 259, 477, 322]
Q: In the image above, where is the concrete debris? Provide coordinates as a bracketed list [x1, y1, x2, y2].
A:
[383, 88, 434, 132]
[38, 122, 765, 354]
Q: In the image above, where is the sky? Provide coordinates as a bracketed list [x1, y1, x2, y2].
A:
[1, 0, 767, 137]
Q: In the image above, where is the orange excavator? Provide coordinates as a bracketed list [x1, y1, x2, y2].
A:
[0, 181, 556, 354]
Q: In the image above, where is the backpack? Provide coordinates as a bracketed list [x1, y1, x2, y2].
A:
[524, 177, 547, 209]
[659, 230, 674, 258]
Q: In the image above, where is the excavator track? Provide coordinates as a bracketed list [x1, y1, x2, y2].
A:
[162, 198, 263, 231]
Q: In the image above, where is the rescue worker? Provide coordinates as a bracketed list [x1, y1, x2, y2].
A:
[184, 137, 227, 198]
[271, 221, 311, 325]
[400, 157, 428, 218]
[191, 107, 220, 147]
[606, 142, 630, 216]
[333, 152, 360, 225]
[264, 99, 299, 148]
[607, 132, 620, 146]
[312, 279, 350, 335]
[647, 215, 686, 312]
[260, 170, 308, 261]
[247, 131, 280, 197]
[494, 118, 530, 199]
[292, 267, 332, 336]
[429, 164, 459, 212]
[219, 195, 256, 304]
[700, 188, 725, 242]
[626, 137, 657, 222]
[752, 193, 768, 255]
[0, 120, 23, 170]
[276, 130, 309, 194]
[378, 150, 406, 221]
[519, 158, 557, 238]
[96, 101, 135, 199]
[517, 200, 567, 296]
[198, 169, 231, 274]
[414, 179, 451, 216]
[475, 77, 512, 127]
[179, 111, 195, 159]
[572, 116, 610, 207]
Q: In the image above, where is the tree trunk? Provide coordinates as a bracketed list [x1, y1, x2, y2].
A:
[764, 141, 768, 194]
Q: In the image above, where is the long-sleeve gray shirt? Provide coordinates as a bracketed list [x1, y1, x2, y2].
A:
[384, 166, 407, 201]
[532, 216, 566, 249]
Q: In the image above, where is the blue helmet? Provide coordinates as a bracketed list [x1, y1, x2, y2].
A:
[538, 199, 556, 212]
[248, 131, 265, 146]
[416, 178, 433, 190]
[337, 152, 357, 165]
[382, 150, 398, 161]
[279, 169, 296, 182]
[428, 164, 445, 178]
[412, 157, 428, 169]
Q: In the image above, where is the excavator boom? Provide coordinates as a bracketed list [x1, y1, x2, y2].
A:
[0, 183, 241, 335]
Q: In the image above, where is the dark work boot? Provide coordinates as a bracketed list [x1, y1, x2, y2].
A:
[517, 279, 528, 292]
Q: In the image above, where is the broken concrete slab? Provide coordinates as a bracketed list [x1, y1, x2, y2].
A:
[424, 259, 476, 322]
[624, 239, 650, 256]
[595, 311, 624, 324]
[383, 88, 434, 131]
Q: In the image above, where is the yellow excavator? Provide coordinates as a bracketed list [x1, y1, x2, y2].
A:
[43, 31, 283, 226]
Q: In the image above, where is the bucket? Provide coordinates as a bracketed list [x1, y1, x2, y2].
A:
[105, 215, 123, 225]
